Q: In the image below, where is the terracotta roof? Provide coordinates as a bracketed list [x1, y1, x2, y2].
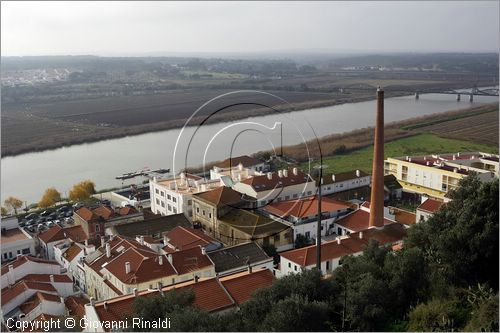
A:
[322, 169, 369, 185]
[350, 223, 407, 245]
[92, 269, 274, 328]
[22, 274, 72, 284]
[19, 291, 61, 315]
[103, 247, 176, 284]
[165, 227, 217, 251]
[194, 186, 243, 207]
[214, 155, 263, 169]
[219, 208, 291, 238]
[280, 237, 367, 267]
[63, 243, 83, 262]
[1, 280, 57, 306]
[417, 198, 444, 213]
[75, 207, 98, 222]
[169, 246, 214, 275]
[1, 228, 29, 244]
[392, 208, 417, 226]
[241, 169, 313, 192]
[1, 256, 60, 276]
[93, 206, 116, 219]
[38, 225, 87, 244]
[65, 295, 89, 318]
[264, 196, 350, 219]
[119, 206, 138, 216]
[219, 268, 274, 305]
[336, 209, 394, 232]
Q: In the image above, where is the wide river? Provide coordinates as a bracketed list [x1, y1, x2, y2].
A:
[2, 90, 497, 205]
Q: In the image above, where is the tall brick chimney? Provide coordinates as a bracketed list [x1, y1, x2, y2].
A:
[368, 87, 385, 229]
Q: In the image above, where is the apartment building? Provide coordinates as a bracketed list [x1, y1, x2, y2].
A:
[210, 155, 267, 182]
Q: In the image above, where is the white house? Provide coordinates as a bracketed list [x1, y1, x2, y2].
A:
[320, 170, 371, 195]
[262, 196, 352, 243]
[233, 168, 317, 207]
[149, 172, 223, 219]
[1, 217, 36, 262]
[54, 242, 91, 291]
[1, 256, 63, 289]
[416, 197, 444, 223]
[210, 155, 267, 182]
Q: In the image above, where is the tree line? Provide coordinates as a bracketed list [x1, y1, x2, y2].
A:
[124, 174, 498, 332]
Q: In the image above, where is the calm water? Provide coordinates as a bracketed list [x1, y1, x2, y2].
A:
[2, 90, 497, 204]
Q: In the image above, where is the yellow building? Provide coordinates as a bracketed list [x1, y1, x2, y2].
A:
[385, 152, 498, 199]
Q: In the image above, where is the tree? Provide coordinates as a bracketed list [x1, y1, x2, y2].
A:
[1, 207, 8, 216]
[408, 298, 470, 332]
[294, 234, 312, 249]
[69, 180, 96, 202]
[38, 187, 61, 209]
[406, 174, 499, 289]
[4, 196, 23, 215]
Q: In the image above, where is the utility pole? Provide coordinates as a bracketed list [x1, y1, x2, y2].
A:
[314, 164, 325, 272]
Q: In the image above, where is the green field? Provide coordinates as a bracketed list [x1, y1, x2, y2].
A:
[301, 133, 498, 174]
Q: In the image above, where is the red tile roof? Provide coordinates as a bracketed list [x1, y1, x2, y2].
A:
[22, 274, 72, 284]
[169, 246, 214, 275]
[164, 227, 217, 251]
[103, 248, 176, 284]
[38, 225, 87, 244]
[76, 205, 138, 223]
[63, 243, 83, 262]
[65, 295, 89, 318]
[92, 269, 274, 329]
[1, 256, 60, 276]
[214, 155, 263, 169]
[417, 198, 444, 213]
[219, 268, 274, 305]
[280, 223, 407, 267]
[19, 291, 61, 315]
[336, 209, 394, 232]
[75, 207, 98, 222]
[194, 186, 243, 207]
[241, 169, 313, 192]
[264, 196, 350, 219]
[1, 280, 57, 306]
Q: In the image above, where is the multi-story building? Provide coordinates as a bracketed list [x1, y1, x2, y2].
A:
[262, 196, 352, 242]
[278, 223, 406, 277]
[385, 152, 498, 199]
[38, 225, 87, 260]
[319, 170, 371, 196]
[1, 216, 36, 262]
[84, 235, 215, 301]
[232, 168, 317, 207]
[149, 172, 223, 219]
[210, 155, 267, 182]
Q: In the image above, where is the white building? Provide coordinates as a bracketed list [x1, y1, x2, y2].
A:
[320, 170, 371, 195]
[385, 152, 498, 199]
[149, 172, 223, 219]
[1, 217, 36, 262]
[262, 196, 352, 243]
[416, 197, 444, 223]
[210, 155, 267, 182]
[54, 242, 92, 292]
[233, 168, 317, 207]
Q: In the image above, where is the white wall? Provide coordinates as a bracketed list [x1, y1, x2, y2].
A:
[1, 230, 35, 262]
[322, 175, 371, 195]
[22, 299, 65, 322]
[1, 261, 62, 289]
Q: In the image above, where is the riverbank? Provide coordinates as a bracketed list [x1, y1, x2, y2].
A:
[1, 81, 490, 157]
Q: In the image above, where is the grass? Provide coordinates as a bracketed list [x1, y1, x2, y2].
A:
[301, 133, 498, 174]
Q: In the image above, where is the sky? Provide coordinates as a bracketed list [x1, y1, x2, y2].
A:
[1, 1, 499, 57]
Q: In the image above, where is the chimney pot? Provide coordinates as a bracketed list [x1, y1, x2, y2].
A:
[163, 234, 169, 245]
[133, 288, 138, 297]
[336, 237, 341, 245]
[159, 255, 163, 265]
[283, 169, 288, 177]
[331, 174, 336, 182]
[106, 243, 111, 258]
[267, 172, 273, 180]
[125, 262, 131, 274]
[200, 246, 206, 255]
[359, 232, 363, 239]
[356, 169, 360, 177]
[104, 302, 108, 310]
[292, 167, 298, 176]
[50, 274, 54, 283]
[278, 170, 283, 178]
[194, 275, 200, 283]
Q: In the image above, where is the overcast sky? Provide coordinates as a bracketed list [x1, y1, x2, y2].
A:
[1, 1, 498, 56]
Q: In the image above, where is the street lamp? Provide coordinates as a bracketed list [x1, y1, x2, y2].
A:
[313, 164, 326, 272]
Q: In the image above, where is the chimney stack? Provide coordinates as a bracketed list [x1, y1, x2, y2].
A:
[50, 275, 54, 283]
[106, 243, 111, 258]
[292, 167, 298, 176]
[125, 262, 131, 274]
[368, 87, 385, 229]
[336, 237, 341, 245]
[8, 265, 14, 286]
[283, 169, 288, 177]
[158, 255, 163, 265]
[267, 172, 273, 180]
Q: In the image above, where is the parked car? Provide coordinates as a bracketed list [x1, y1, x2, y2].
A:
[66, 219, 75, 225]
[18, 221, 26, 227]
[25, 226, 35, 233]
[65, 211, 73, 217]
[57, 205, 70, 212]
[48, 212, 58, 219]
[25, 213, 38, 220]
[47, 221, 55, 228]
[40, 210, 52, 217]
[37, 224, 45, 231]
[73, 202, 84, 210]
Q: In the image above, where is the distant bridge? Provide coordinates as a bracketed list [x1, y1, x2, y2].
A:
[337, 85, 499, 101]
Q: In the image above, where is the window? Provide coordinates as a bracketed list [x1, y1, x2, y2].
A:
[160, 191, 164, 196]
[95, 224, 100, 232]
[274, 234, 280, 242]
[22, 248, 30, 254]
[326, 261, 330, 270]
[307, 191, 312, 195]
[294, 265, 297, 271]
[156, 198, 160, 205]
[202, 210, 206, 216]
[161, 201, 165, 208]
[167, 205, 172, 211]
[293, 193, 298, 198]
[285, 195, 290, 200]
[172, 197, 177, 203]
[173, 207, 177, 214]
[167, 194, 171, 200]
[288, 262, 291, 268]
[196, 207, 200, 213]
[188, 200, 192, 205]
[208, 213, 212, 219]
[3, 253, 7, 259]
[155, 189, 159, 194]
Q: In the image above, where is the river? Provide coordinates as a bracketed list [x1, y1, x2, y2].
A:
[1, 90, 497, 205]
